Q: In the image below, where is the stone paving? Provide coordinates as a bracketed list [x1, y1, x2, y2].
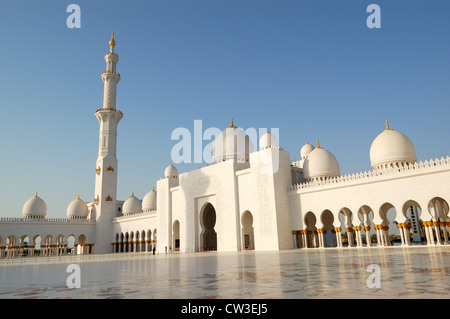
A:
[0, 246, 449, 299]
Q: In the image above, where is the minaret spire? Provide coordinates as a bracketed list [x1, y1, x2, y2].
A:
[94, 33, 123, 254]
[109, 30, 116, 53]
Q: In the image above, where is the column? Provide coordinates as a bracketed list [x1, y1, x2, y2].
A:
[292, 231, 298, 248]
[334, 227, 343, 247]
[440, 222, 448, 244]
[398, 223, 406, 246]
[423, 222, 433, 245]
[433, 220, 442, 245]
[300, 230, 307, 248]
[382, 225, 390, 246]
[374, 225, 382, 246]
[404, 224, 411, 246]
[364, 226, 372, 247]
[354, 226, 363, 247]
[317, 229, 326, 248]
[346, 227, 354, 247]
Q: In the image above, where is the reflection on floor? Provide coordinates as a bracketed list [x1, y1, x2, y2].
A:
[0, 246, 449, 299]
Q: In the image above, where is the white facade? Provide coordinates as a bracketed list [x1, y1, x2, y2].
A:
[1, 35, 450, 258]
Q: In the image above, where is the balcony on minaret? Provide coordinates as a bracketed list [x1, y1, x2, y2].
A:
[95, 108, 123, 115]
[102, 70, 120, 76]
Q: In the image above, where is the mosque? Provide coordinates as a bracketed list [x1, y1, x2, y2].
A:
[0, 34, 449, 258]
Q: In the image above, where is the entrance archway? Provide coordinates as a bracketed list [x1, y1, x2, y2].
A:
[201, 203, 217, 251]
[242, 211, 255, 250]
[173, 220, 180, 251]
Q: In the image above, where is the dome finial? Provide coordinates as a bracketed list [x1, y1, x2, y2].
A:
[109, 30, 116, 47]
[228, 117, 236, 128]
[35, 192, 38, 197]
[385, 120, 391, 130]
[316, 139, 321, 149]
[77, 194, 80, 200]
[131, 191, 134, 197]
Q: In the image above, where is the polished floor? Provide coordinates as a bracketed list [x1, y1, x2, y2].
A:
[0, 246, 449, 299]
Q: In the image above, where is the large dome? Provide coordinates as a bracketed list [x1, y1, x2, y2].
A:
[370, 121, 417, 170]
[23, 193, 47, 220]
[122, 193, 142, 216]
[303, 141, 340, 181]
[212, 118, 254, 164]
[67, 195, 89, 220]
[142, 186, 157, 212]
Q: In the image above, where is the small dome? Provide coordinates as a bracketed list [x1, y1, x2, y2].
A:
[165, 163, 178, 178]
[303, 141, 340, 181]
[212, 118, 254, 164]
[142, 186, 157, 212]
[67, 195, 89, 220]
[122, 193, 142, 216]
[259, 130, 280, 150]
[300, 141, 315, 159]
[370, 121, 417, 170]
[23, 193, 47, 219]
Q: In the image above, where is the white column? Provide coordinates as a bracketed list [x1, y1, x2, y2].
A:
[424, 222, 433, 245]
[364, 226, 372, 247]
[433, 221, 442, 245]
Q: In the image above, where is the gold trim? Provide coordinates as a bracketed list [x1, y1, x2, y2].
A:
[109, 31, 116, 47]
[228, 117, 236, 128]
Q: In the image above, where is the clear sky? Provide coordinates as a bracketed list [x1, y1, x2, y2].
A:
[0, 0, 449, 218]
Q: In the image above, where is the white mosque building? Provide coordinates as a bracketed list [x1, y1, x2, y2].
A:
[1, 34, 449, 258]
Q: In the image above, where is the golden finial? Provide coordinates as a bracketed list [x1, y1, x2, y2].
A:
[316, 139, 321, 149]
[385, 120, 391, 130]
[228, 117, 236, 128]
[77, 194, 80, 200]
[131, 191, 134, 197]
[152, 186, 155, 192]
[306, 140, 309, 145]
[109, 31, 116, 47]
[35, 192, 38, 197]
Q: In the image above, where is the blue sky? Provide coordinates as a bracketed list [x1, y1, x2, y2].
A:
[0, 0, 449, 218]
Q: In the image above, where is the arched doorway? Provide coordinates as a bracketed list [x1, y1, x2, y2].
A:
[173, 220, 180, 251]
[242, 211, 255, 250]
[304, 211, 317, 248]
[201, 203, 217, 251]
[320, 209, 335, 247]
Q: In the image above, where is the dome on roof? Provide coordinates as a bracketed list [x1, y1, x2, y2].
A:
[303, 141, 340, 181]
[212, 118, 254, 164]
[165, 163, 178, 178]
[370, 121, 417, 171]
[122, 193, 142, 216]
[142, 187, 157, 212]
[23, 193, 47, 220]
[67, 195, 89, 220]
[300, 141, 315, 159]
[259, 130, 280, 150]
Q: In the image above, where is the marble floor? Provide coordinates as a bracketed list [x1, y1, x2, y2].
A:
[0, 246, 449, 299]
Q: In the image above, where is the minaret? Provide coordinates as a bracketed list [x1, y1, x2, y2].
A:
[93, 32, 123, 253]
